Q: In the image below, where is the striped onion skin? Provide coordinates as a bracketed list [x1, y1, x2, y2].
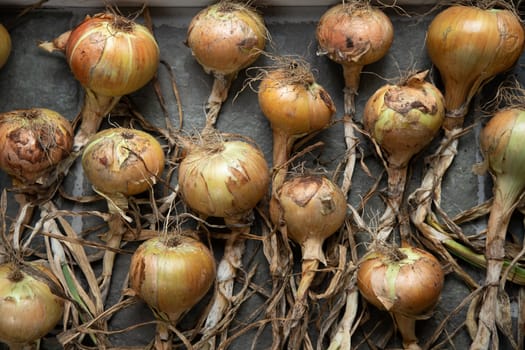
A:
[65, 13, 159, 97]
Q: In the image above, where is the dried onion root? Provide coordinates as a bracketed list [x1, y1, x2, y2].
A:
[186, 1, 267, 132]
[177, 134, 269, 349]
[81, 128, 165, 302]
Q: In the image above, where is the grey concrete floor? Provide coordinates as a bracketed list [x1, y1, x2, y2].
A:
[0, 4, 523, 350]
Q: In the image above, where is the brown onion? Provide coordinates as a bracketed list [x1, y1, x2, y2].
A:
[357, 246, 444, 350]
[129, 234, 216, 324]
[0, 108, 73, 186]
[186, 1, 267, 130]
[178, 138, 269, 220]
[277, 175, 347, 348]
[316, 2, 393, 115]
[0, 262, 65, 348]
[426, 5, 524, 130]
[82, 127, 165, 197]
[0, 23, 10, 69]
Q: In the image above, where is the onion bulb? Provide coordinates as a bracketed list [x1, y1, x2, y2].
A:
[0, 23, 11, 69]
[0, 108, 73, 186]
[178, 138, 269, 220]
[0, 262, 65, 349]
[82, 127, 165, 301]
[470, 108, 525, 349]
[186, 1, 267, 131]
[357, 245, 444, 350]
[40, 13, 160, 148]
[276, 175, 347, 347]
[426, 5, 524, 130]
[129, 234, 216, 323]
[258, 59, 335, 198]
[316, 2, 393, 115]
[82, 127, 165, 197]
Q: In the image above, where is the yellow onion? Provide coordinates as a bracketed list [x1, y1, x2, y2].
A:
[364, 71, 445, 169]
[178, 139, 269, 220]
[258, 60, 335, 194]
[276, 175, 347, 348]
[0, 262, 65, 348]
[316, 2, 393, 115]
[66, 13, 159, 97]
[129, 234, 216, 323]
[357, 246, 444, 350]
[82, 127, 165, 197]
[0, 108, 73, 185]
[470, 108, 525, 349]
[426, 5, 524, 130]
[186, 1, 266, 130]
[0, 23, 11, 69]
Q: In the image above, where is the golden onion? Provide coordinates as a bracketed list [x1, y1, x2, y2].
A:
[0, 23, 11, 69]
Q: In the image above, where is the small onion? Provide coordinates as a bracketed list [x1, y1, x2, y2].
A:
[0, 23, 11, 69]
[426, 5, 524, 130]
[178, 139, 269, 220]
[316, 2, 393, 115]
[82, 127, 165, 197]
[364, 71, 445, 169]
[129, 234, 216, 323]
[186, 1, 267, 129]
[0, 108, 73, 185]
[357, 246, 444, 350]
[0, 262, 65, 348]
[66, 13, 159, 97]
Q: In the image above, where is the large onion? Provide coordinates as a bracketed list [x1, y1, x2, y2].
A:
[0, 108, 73, 186]
[129, 234, 216, 324]
[0, 262, 65, 349]
[0, 23, 11, 69]
[40, 12, 160, 148]
[186, 1, 267, 130]
[357, 246, 444, 350]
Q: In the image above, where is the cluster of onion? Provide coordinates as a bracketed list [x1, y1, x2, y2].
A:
[40, 13, 160, 149]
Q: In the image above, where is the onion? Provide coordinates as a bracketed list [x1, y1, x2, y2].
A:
[177, 135, 269, 348]
[129, 234, 216, 323]
[0, 108, 73, 187]
[0, 23, 11, 69]
[186, 1, 267, 131]
[316, 2, 393, 116]
[470, 108, 525, 349]
[258, 59, 335, 202]
[427, 5, 524, 130]
[357, 245, 444, 350]
[40, 13, 160, 148]
[0, 262, 65, 349]
[363, 71, 445, 240]
[276, 175, 347, 348]
[82, 127, 165, 300]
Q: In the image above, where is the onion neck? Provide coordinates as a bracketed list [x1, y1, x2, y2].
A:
[342, 63, 363, 116]
[203, 72, 237, 133]
[393, 312, 421, 350]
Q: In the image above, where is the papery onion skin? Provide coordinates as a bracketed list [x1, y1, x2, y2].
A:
[277, 175, 347, 263]
[129, 235, 216, 322]
[316, 3, 393, 69]
[426, 6, 524, 129]
[178, 139, 269, 219]
[364, 71, 445, 168]
[0, 108, 73, 185]
[186, 2, 266, 76]
[357, 246, 444, 317]
[82, 128, 165, 196]
[65, 13, 160, 97]
[0, 23, 11, 69]
[0, 262, 64, 346]
[258, 68, 336, 137]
